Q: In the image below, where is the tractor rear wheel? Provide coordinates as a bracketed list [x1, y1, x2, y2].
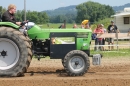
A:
[0, 27, 32, 77]
[63, 50, 90, 76]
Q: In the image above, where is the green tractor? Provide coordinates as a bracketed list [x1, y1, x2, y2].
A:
[0, 21, 101, 77]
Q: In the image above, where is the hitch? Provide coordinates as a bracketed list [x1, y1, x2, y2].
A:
[90, 54, 102, 65]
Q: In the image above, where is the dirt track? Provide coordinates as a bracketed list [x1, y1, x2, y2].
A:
[0, 58, 130, 86]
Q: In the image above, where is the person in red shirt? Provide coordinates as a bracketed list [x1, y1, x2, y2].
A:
[93, 24, 104, 51]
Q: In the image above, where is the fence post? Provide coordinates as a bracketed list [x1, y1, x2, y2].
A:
[116, 30, 119, 51]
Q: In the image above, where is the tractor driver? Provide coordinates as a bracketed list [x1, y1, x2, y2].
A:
[2, 4, 21, 26]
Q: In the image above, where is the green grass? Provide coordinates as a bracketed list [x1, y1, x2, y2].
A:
[90, 49, 130, 58]
[90, 40, 130, 58]
[38, 18, 113, 30]
[38, 23, 79, 29]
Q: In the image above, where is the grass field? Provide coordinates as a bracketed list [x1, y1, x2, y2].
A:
[38, 23, 97, 30]
[38, 18, 112, 30]
[38, 23, 76, 29]
[90, 40, 130, 58]
[90, 49, 130, 58]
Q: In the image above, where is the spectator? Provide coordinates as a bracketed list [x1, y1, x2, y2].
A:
[81, 24, 85, 29]
[59, 24, 65, 29]
[93, 24, 104, 51]
[81, 19, 89, 29]
[100, 24, 107, 51]
[73, 24, 78, 28]
[107, 21, 120, 50]
[84, 23, 92, 30]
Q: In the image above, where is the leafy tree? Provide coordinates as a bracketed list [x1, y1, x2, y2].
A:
[0, 6, 2, 13]
[49, 13, 76, 23]
[0, 6, 6, 15]
[15, 10, 49, 24]
[15, 10, 24, 21]
[76, 1, 115, 23]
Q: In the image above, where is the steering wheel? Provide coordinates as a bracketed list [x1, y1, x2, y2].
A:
[21, 20, 29, 26]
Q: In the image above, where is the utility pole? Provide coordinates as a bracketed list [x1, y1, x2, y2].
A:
[24, 0, 26, 21]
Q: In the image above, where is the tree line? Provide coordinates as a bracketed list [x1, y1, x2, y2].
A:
[15, 10, 49, 24]
[0, 1, 115, 24]
[0, 6, 49, 24]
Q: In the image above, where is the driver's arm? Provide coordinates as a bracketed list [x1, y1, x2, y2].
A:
[16, 22, 21, 26]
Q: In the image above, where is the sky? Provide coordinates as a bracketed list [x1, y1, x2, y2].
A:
[0, 0, 130, 12]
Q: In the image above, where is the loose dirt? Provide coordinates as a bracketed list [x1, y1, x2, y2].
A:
[0, 58, 130, 86]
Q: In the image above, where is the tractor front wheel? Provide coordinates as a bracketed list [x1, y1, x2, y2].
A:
[63, 50, 90, 76]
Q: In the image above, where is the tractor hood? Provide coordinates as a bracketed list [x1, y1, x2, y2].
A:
[27, 23, 51, 39]
[27, 25, 92, 39]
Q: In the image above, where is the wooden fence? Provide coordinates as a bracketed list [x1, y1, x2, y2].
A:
[91, 32, 130, 50]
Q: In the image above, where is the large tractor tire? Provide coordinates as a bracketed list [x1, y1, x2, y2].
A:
[0, 27, 32, 77]
[63, 50, 90, 76]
